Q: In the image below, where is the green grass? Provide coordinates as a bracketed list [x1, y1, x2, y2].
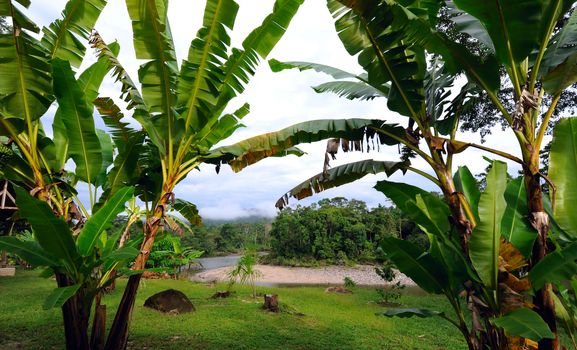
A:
[0, 269, 467, 349]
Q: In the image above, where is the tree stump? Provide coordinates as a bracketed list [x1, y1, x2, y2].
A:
[263, 294, 279, 312]
[210, 291, 231, 299]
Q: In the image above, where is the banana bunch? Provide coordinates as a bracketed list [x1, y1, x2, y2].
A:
[0, 143, 14, 169]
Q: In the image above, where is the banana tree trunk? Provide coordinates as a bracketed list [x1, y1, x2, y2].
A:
[55, 273, 92, 350]
[104, 273, 142, 350]
[525, 172, 559, 350]
[105, 193, 171, 350]
[438, 169, 508, 350]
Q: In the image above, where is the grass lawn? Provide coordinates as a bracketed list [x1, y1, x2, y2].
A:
[0, 269, 467, 349]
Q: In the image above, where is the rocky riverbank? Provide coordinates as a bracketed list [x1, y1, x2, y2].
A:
[192, 264, 416, 286]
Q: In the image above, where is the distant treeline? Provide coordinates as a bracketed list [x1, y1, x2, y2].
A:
[182, 220, 272, 255]
[107, 197, 427, 265]
[266, 197, 427, 265]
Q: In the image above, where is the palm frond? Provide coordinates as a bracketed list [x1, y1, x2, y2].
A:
[328, 0, 426, 119]
[313, 80, 386, 100]
[205, 118, 405, 172]
[276, 159, 410, 209]
[94, 97, 141, 151]
[41, 0, 107, 67]
[0, 2, 52, 125]
[178, 0, 238, 132]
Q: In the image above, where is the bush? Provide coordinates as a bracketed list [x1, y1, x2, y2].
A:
[343, 276, 356, 288]
[374, 263, 405, 306]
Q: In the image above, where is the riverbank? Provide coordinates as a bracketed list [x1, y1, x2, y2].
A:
[192, 264, 416, 286]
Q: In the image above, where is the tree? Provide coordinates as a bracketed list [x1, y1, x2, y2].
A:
[209, 0, 577, 349]
[268, 198, 398, 263]
[0, 0, 304, 349]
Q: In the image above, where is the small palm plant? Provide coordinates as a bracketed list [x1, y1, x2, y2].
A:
[228, 247, 263, 298]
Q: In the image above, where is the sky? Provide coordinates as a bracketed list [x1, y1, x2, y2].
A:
[25, 0, 523, 220]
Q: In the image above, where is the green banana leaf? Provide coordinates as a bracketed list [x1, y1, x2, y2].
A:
[543, 53, 577, 95]
[549, 117, 577, 236]
[178, 0, 238, 131]
[501, 177, 536, 258]
[41, 0, 108, 67]
[539, 3, 577, 78]
[454, 166, 480, 221]
[269, 59, 390, 98]
[469, 161, 507, 290]
[207, 119, 404, 172]
[452, 0, 544, 64]
[172, 199, 202, 227]
[0, 3, 52, 125]
[327, 0, 425, 119]
[43, 284, 81, 310]
[52, 59, 102, 184]
[0, 236, 58, 267]
[380, 237, 448, 294]
[77, 187, 134, 256]
[491, 308, 554, 341]
[14, 186, 79, 268]
[529, 241, 577, 290]
[276, 159, 409, 209]
[374, 180, 450, 237]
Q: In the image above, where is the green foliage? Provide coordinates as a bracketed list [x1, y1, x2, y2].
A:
[43, 284, 81, 310]
[343, 276, 356, 288]
[227, 247, 262, 298]
[491, 308, 555, 341]
[145, 234, 203, 279]
[269, 198, 400, 263]
[469, 161, 507, 290]
[377, 308, 445, 319]
[550, 117, 577, 237]
[77, 187, 134, 256]
[501, 177, 536, 257]
[374, 263, 405, 305]
[146, 235, 183, 269]
[380, 237, 448, 295]
[12, 187, 78, 271]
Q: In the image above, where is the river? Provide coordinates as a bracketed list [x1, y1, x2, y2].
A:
[195, 254, 242, 270]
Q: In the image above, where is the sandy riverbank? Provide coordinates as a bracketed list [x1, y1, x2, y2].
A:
[192, 264, 416, 286]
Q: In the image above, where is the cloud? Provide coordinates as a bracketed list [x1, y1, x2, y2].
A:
[200, 201, 278, 220]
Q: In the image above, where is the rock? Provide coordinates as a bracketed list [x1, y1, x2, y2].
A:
[325, 286, 352, 294]
[144, 289, 195, 314]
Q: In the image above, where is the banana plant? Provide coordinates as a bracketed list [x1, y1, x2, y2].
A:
[0, 0, 132, 348]
[81, 1, 306, 349]
[207, 0, 577, 348]
[0, 0, 305, 349]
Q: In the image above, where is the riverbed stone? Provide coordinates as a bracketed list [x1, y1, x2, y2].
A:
[144, 289, 195, 314]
